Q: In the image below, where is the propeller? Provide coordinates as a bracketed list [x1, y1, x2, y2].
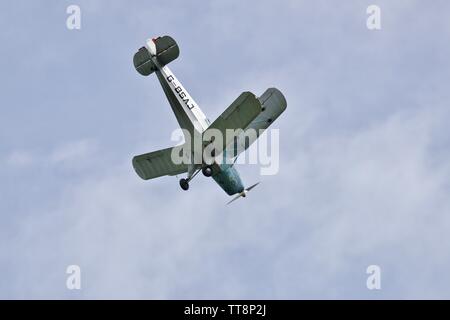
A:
[226, 182, 260, 205]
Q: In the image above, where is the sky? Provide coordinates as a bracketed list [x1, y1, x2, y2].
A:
[1, 0, 450, 299]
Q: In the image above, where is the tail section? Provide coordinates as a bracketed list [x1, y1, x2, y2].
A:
[132, 35, 210, 135]
[133, 36, 179, 76]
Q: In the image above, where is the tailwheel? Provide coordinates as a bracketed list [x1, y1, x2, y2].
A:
[179, 178, 189, 191]
[202, 166, 213, 177]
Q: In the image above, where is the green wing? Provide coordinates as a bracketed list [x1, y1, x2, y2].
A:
[230, 88, 287, 156]
[132, 146, 188, 180]
[203, 91, 262, 153]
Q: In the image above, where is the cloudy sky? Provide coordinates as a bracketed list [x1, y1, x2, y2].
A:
[1, 0, 450, 299]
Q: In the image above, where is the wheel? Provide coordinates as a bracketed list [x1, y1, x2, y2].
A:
[179, 178, 189, 190]
[202, 166, 213, 177]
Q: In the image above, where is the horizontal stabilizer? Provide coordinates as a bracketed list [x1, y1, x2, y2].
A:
[133, 35, 180, 76]
[134, 47, 156, 76]
[153, 36, 180, 66]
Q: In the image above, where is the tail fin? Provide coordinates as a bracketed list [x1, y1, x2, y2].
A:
[133, 36, 179, 76]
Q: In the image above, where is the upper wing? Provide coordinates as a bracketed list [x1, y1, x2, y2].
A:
[203, 91, 262, 154]
[229, 88, 287, 156]
[132, 145, 188, 180]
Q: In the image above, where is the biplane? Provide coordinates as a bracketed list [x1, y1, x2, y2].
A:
[132, 36, 286, 204]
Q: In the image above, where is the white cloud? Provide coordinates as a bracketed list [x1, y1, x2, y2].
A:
[3, 105, 450, 299]
[5, 151, 34, 167]
[3, 139, 97, 171]
[49, 139, 96, 165]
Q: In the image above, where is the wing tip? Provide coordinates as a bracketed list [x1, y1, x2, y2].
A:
[263, 87, 287, 111]
[132, 156, 149, 180]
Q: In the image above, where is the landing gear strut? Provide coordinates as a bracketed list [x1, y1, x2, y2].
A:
[179, 165, 212, 191]
[179, 166, 201, 191]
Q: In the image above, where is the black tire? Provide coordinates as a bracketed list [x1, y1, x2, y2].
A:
[202, 166, 213, 177]
[179, 178, 189, 190]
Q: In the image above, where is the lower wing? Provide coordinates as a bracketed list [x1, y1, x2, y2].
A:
[132, 145, 188, 180]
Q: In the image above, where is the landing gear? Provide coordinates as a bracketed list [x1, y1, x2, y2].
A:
[178, 165, 212, 191]
[179, 178, 189, 191]
[202, 166, 213, 177]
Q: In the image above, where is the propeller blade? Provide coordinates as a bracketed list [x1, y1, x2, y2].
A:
[226, 193, 242, 205]
[226, 182, 260, 205]
[246, 182, 260, 192]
